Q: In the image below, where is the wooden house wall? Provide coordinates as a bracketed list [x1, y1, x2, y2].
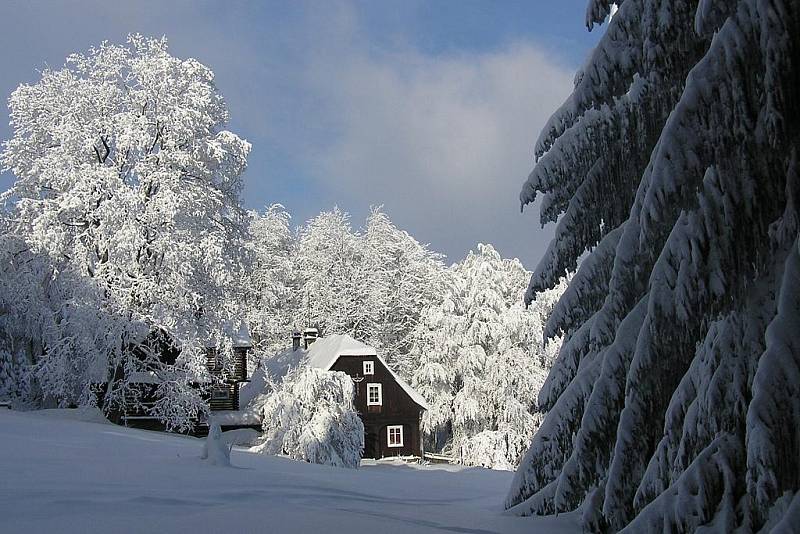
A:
[208, 383, 239, 411]
[205, 347, 248, 382]
[233, 348, 248, 381]
[329, 355, 424, 458]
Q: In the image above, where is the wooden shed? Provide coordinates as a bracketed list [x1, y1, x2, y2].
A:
[108, 322, 254, 434]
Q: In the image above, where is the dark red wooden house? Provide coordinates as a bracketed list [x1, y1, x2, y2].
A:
[304, 333, 428, 458]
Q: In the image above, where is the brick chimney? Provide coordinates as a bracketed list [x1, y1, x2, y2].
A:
[303, 327, 319, 349]
[291, 331, 302, 352]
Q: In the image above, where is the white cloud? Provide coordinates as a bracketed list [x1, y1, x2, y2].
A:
[297, 32, 574, 266]
[0, 0, 576, 267]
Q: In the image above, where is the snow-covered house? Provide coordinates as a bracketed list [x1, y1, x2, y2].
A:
[303, 333, 428, 458]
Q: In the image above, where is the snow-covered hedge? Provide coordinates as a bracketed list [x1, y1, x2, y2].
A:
[254, 367, 363, 469]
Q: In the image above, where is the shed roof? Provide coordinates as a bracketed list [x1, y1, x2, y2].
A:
[305, 334, 429, 410]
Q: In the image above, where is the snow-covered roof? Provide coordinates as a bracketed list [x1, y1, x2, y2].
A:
[209, 409, 261, 426]
[262, 347, 306, 381]
[305, 334, 429, 410]
[306, 334, 377, 369]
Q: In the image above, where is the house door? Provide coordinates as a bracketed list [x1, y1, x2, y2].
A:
[364, 429, 379, 459]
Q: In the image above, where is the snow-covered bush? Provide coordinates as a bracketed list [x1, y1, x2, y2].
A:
[507, 1, 800, 531]
[255, 367, 363, 469]
[459, 419, 543, 471]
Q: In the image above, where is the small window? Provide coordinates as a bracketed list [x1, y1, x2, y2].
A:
[387, 425, 404, 447]
[363, 361, 374, 375]
[211, 388, 230, 401]
[367, 383, 382, 406]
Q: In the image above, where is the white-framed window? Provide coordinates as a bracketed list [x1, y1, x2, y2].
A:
[363, 361, 374, 375]
[367, 383, 382, 406]
[387, 425, 404, 447]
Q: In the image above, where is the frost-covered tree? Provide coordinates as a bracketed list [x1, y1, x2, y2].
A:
[0, 35, 250, 430]
[291, 207, 443, 367]
[409, 243, 565, 468]
[360, 208, 445, 364]
[410, 302, 459, 451]
[507, 1, 800, 531]
[0, 222, 47, 406]
[0, 210, 121, 409]
[243, 205, 300, 360]
[295, 208, 365, 337]
[255, 366, 364, 469]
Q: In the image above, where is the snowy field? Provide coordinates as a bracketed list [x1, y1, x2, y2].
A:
[0, 409, 577, 533]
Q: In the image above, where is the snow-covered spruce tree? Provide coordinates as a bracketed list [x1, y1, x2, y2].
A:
[0, 35, 250, 430]
[507, 1, 800, 531]
[0, 348, 27, 404]
[255, 366, 364, 468]
[409, 243, 565, 469]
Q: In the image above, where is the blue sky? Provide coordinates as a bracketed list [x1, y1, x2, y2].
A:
[0, 1, 603, 268]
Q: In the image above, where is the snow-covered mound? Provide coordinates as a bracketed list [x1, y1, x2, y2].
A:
[27, 407, 111, 424]
[200, 423, 231, 467]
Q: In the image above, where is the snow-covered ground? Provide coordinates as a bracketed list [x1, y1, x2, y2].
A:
[0, 409, 577, 533]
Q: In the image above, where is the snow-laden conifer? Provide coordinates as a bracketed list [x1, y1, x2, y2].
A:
[508, 1, 800, 530]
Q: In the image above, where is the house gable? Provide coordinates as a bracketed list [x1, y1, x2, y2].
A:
[304, 334, 428, 411]
[329, 354, 424, 458]
[328, 355, 425, 416]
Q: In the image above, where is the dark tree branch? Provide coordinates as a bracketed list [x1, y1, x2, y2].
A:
[94, 135, 111, 164]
